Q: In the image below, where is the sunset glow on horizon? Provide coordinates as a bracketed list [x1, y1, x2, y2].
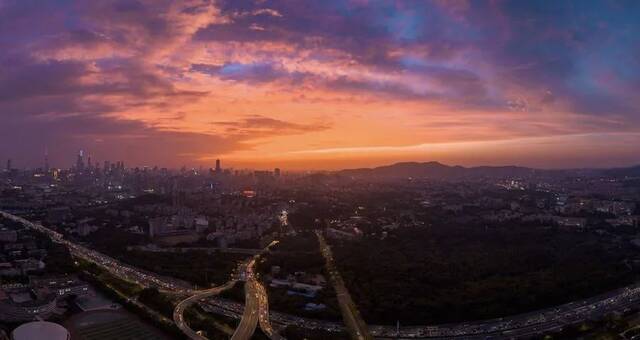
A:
[1, 0, 639, 170]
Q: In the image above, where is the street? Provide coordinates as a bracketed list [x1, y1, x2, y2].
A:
[317, 231, 373, 340]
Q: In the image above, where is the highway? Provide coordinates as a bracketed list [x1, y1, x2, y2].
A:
[1, 210, 287, 339]
[231, 258, 260, 340]
[231, 241, 287, 340]
[369, 282, 640, 339]
[200, 297, 345, 332]
[9, 210, 640, 339]
[256, 278, 285, 340]
[129, 245, 264, 255]
[172, 239, 284, 340]
[232, 280, 260, 340]
[0, 211, 192, 293]
[173, 279, 238, 340]
[317, 231, 373, 340]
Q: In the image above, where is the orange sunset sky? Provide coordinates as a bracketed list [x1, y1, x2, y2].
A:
[1, 1, 639, 170]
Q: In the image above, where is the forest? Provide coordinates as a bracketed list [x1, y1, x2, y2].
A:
[332, 222, 636, 325]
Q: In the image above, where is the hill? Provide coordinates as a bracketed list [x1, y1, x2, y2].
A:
[337, 161, 562, 180]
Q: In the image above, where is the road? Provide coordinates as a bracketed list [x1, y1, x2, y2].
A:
[129, 245, 264, 255]
[369, 282, 640, 338]
[0, 211, 192, 293]
[317, 231, 373, 340]
[2, 210, 284, 339]
[231, 258, 260, 340]
[173, 239, 284, 340]
[201, 297, 345, 332]
[173, 279, 238, 340]
[0, 210, 287, 340]
[231, 241, 286, 340]
[256, 278, 285, 340]
[232, 280, 261, 340]
[9, 210, 640, 339]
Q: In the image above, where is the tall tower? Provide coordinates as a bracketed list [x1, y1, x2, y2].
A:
[76, 150, 84, 171]
[6, 159, 11, 171]
[44, 147, 49, 174]
[215, 159, 221, 173]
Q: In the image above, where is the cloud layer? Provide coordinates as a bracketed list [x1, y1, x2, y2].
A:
[1, 0, 639, 169]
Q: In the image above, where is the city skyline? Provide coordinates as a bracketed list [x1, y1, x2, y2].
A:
[1, 1, 640, 170]
[3, 148, 640, 173]
[2, 3, 640, 337]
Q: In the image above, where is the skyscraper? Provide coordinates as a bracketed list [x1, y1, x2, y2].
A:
[6, 159, 11, 171]
[44, 148, 49, 174]
[76, 150, 84, 171]
[215, 159, 221, 173]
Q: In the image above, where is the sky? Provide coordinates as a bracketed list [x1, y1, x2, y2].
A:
[1, 0, 639, 170]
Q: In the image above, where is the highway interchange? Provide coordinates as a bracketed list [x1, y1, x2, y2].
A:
[230, 242, 286, 340]
[6, 210, 640, 339]
[1, 210, 286, 340]
[174, 240, 285, 340]
[198, 275, 640, 339]
[173, 279, 238, 340]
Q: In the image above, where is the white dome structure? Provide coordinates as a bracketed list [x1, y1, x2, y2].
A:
[11, 321, 70, 340]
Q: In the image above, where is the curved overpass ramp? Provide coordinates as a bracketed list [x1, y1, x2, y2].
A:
[173, 280, 237, 340]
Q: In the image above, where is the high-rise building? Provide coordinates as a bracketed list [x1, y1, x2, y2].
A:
[44, 148, 49, 174]
[171, 178, 185, 208]
[76, 150, 84, 171]
[6, 159, 11, 171]
[274, 168, 281, 177]
[215, 159, 222, 173]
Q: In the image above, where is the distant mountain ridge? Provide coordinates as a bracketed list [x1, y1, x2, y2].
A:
[603, 165, 640, 178]
[337, 161, 640, 180]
